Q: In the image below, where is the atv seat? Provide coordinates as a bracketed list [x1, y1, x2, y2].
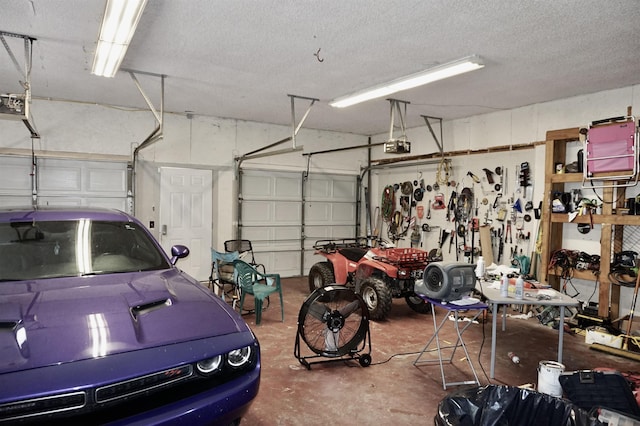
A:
[340, 247, 368, 262]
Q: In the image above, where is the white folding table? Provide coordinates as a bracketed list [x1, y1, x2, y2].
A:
[475, 282, 579, 379]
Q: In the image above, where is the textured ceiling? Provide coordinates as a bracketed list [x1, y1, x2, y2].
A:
[1, 0, 639, 136]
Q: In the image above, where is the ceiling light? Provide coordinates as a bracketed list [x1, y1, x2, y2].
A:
[91, 0, 148, 78]
[329, 55, 484, 108]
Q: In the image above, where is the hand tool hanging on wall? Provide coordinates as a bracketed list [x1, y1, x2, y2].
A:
[519, 162, 531, 199]
[505, 220, 512, 243]
[447, 191, 457, 221]
[483, 168, 495, 184]
[497, 225, 504, 262]
[440, 229, 450, 248]
[467, 171, 481, 184]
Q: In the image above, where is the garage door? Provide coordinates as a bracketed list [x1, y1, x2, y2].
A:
[239, 170, 357, 277]
[0, 155, 129, 210]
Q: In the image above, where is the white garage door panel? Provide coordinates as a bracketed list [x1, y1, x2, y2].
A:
[273, 251, 301, 277]
[0, 156, 31, 195]
[274, 201, 301, 224]
[39, 166, 82, 193]
[242, 200, 274, 222]
[87, 167, 127, 193]
[242, 174, 272, 198]
[305, 202, 356, 225]
[242, 200, 301, 226]
[304, 225, 355, 247]
[302, 174, 357, 274]
[0, 196, 31, 206]
[242, 172, 302, 201]
[241, 170, 356, 277]
[274, 176, 302, 199]
[0, 156, 128, 211]
[307, 175, 356, 201]
[39, 159, 128, 197]
[332, 179, 358, 200]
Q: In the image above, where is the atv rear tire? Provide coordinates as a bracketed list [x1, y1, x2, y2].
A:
[359, 276, 392, 321]
[308, 262, 335, 292]
[405, 293, 431, 314]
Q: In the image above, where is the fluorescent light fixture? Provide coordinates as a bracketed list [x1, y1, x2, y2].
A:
[91, 0, 148, 78]
[329, 55, 484, 108]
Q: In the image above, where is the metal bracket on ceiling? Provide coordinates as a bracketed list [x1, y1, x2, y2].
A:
[236, 94, 318, 165]
[421, 115, 444, 155]
[388, 99, 410, 142]
[125, 69, 166, 153]
[0, 31, 40, 139]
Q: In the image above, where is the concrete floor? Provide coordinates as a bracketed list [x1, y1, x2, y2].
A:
[238, 277, 639, 425]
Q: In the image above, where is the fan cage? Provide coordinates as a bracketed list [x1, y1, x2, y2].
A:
[294, 286, 372, 369]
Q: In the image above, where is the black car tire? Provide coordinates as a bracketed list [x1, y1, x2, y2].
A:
[359, 276, 392, 321]
[308, 262, 335, 292]
[405, 293, 431, 314]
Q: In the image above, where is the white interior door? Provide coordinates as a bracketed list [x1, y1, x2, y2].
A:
[159, 167, 212, 282]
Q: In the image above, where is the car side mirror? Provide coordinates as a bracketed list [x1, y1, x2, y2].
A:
[170, 245, 190, 265]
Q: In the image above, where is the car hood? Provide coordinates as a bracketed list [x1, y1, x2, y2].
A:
[0, 270, 245, 374]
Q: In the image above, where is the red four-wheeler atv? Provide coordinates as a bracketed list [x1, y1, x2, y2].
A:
[308, 238, 440, 320]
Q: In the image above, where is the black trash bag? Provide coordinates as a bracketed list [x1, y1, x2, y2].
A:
[434, 385, 603, 426]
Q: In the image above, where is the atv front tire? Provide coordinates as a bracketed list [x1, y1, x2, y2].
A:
[308, 262, 335, 292]
[405, 293, 431, 314]
[359, 276, 392, 321]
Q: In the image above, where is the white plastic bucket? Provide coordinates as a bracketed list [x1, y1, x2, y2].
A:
[537, 361, 565, 397]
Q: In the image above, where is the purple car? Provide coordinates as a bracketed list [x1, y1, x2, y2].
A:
[0, 207, 260, 425]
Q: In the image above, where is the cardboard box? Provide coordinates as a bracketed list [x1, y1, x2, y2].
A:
[585, 327, 623, 349]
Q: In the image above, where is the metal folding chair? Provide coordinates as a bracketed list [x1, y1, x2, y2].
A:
[224, 239, 265, 273]
[210, 249, 241, 309]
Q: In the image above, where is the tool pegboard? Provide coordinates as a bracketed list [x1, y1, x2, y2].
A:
[370, 146, 544, 272]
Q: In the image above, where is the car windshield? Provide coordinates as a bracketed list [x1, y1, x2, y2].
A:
[0, 219, 170, 281]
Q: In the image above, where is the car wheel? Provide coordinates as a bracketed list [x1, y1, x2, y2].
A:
[359, 276, 392, 321]
[308, 262, 335, 292]
[405, 293, 431, 314]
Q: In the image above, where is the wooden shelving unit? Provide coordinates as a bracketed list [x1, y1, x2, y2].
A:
[540, 127, 640, 320]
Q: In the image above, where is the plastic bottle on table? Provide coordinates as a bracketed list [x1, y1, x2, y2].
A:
[508, 351, 520, 363]
[500, 274, 509, 297]
[475, 256, 485, 279]
[515, 275, 524, 300]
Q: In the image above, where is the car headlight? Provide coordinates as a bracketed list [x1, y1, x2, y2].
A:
[227, 346, 252, 368]
[196, 355, 223, 374]
[195, 345, 255, 376]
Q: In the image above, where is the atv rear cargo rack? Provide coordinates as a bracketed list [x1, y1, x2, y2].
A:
[380, 247, 429, 263]
[313, 238, 370, 252]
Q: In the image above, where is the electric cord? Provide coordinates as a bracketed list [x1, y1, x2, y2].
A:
[381, 185, 395, 222]
[586, 277, 599, 305]
[588, 179, 627, 205]
[436, 158, 451, 186]
[474, 279, 492, 385]
[369, 350, 423, 366]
